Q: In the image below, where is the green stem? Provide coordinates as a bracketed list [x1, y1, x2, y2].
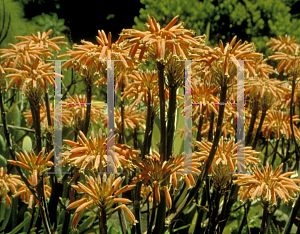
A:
[36, 177, 52, 234]
[208, 189, 221, 234]
[29, 99, 42, 153]
[237, 200, 251, 234]
[208, 111, 214, 142]
[246, 100, 258, 146]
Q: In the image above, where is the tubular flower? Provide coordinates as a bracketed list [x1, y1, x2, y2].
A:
[63, 94, 107, 130]
[193, 137, 261, 174]
[4, 59, 57, 93]
[7, 148, 54, 187]
[190, 36, 261, 87]
[123, 69, 161, 111]
[63, 130, 130, 172]
[15, 29, 67, 54]
[268, 41, 299, 76]
[234, 163, 300, 205]
[13, 176, 51, 208]
[67, 174, 136, 228]
[58, 30, 136, 87]
[261, 110, 300, 139]
[0, 167, 23, 207]
[267, 35, 298, 54]
[132, 150, 200, 205]
[120, 15, 205, 62]
[23, 102, 62, 127]
[114, 105, 146, 131]
[0, 43, 52, 69]
[245, 76, 289, 100]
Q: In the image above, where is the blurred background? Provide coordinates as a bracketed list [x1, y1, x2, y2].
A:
[0, 0, 300, 54]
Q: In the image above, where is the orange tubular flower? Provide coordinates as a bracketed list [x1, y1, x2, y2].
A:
[132, 150, 200, 206]
[234, 163, 300, 205]
[193, 137, 261, 173]
[62, 94, 107, 130]
[7, 148, 54, 187]
[15, 29, 67, 54]
[67, 174, 136, 228]
[190, 36, 261, 87]
[63, 130, 131, 172]
[0, 167, 23, 207]
[0, 43, 52, 69]
[58, 30, 136, 88]
[114, 105, 146, 131]
[267, 35, 298, 54]
[120, 15, 205, 62]
[13, 176, 51, 208]
[4, 59, 56, 93]
[261, 110, 300, 140]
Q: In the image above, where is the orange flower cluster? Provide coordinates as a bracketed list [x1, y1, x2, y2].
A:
[0, 29, 66, 92]
[261, 110, 300, 139]
[8, 148, 54, 187]
[120, 15, 205, 62]
[67, 174, 136, 228]
[0, 167, 23, 207]
[132, 150, 200, 208]
[234, 163, 300, 205]
[193, 137, 260, 173]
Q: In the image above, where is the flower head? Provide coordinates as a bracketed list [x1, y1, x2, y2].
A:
[234, 163, 300, 205]
[67, 174, 136, 228]
[7, 148, 54, 187]
[13, 176, 51, 208]
[0, 167, 23, 207]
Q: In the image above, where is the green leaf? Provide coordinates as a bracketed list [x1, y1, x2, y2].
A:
[22, 136, 32, 152]
[0, 155, 7, 168]
[173, 224, 191, 232]
[22, 212, 32, 233]
[0, 203, 12, 232]
[0, 199, 7, 223]
[0, 135, 6, 155]
[77, 216, 95, 233]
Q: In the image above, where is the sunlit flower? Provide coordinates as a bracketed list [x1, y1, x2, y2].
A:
[234, 163, 300, 205]
[267, 35, 298, 54]
[120, 15, 205, 62]
[0, 167, 23, 207]
[59, 30, 136, 88]
[190, 36, 261, 87]
[0, 43, 52, 68]
[7, 148, 54, 187]
[15, 29, 67, 54]
[193, 137, 261, 173]
[114, 105, 146, 131]
[63, 130, 131, 172]
[63, 94, 107, 130]
[4, 59, 56, 93]
[67, 174, 136, 228]
[261, 110, 300, 139]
